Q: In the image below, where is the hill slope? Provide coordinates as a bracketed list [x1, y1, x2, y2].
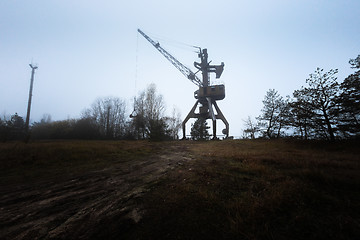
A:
[1, 140, 359, 239]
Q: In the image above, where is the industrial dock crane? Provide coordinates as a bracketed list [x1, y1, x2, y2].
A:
[137, 29, 229, 139]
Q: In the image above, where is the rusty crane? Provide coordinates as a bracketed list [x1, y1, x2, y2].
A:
[137, 29, 229, 139]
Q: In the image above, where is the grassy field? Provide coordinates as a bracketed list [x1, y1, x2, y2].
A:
[1, 139, 360, 239]
[0, 140, 156, 184]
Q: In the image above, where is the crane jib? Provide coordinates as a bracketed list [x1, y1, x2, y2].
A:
[137, 29, 203, 87]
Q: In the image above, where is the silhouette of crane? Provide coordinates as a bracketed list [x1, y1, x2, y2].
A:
[138, 29, 229, 139]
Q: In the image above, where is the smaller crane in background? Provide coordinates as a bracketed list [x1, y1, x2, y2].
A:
[138, 29, 229, 139]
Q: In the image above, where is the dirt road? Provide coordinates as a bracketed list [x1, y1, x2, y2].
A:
[0, 143, 193, 239]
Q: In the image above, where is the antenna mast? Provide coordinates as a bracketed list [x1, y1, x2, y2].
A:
[25, 63, 38, 135]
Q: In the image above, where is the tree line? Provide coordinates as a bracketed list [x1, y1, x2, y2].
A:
[0, 84, 182, 141]
[244, 54, 360, 141]
[2, 55, 358, 142]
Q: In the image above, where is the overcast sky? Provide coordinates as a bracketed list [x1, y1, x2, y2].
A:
[1, 0, 359, 138]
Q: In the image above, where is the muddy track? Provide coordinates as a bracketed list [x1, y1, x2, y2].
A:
[0, 143, 194, 239]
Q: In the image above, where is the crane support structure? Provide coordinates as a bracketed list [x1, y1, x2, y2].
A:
[137, 29, 203, 87]
[138, 29, 229, 139]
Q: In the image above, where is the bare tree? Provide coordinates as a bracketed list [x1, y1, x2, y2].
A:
[166, 107, 182, 140]
[87, 97, 127, 139]
[132, 84, 169, 140]
[242, 116, 259, 139]
[40, 114, 52, 124]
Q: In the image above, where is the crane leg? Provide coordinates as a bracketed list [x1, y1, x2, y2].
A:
[206, 97, 218, 140]
[182, 99, 229, 140]
[212, 119, 217, 140]
[213, 101, 229, 138]
[182, 100, 199, 140]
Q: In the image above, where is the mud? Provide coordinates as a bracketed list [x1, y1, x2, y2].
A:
[0, 143, 193, 239]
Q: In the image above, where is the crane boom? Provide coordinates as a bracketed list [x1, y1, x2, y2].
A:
[137, 29, 203, 87]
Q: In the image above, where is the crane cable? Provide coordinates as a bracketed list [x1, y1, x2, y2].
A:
[135, 30, 139, 97]
[145, 30, 200, 53]
[131, 31, 139, 118]
[140, 30, 202, 85]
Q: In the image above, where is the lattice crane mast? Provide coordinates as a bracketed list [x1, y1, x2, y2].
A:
[137, 29, 202, 87]
[137, 29, 229, 139]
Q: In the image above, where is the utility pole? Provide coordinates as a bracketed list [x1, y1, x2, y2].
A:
[25, 64, 38, 135]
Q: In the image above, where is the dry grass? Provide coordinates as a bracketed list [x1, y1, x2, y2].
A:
[0, 140, 155, 184]
[133, 139, 360, 239]
[1, 139, 360, 239]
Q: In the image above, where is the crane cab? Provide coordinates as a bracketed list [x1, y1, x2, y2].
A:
[194, 84, 225, 101]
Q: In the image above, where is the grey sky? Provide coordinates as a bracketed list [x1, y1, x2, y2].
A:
[1, 0, 359, 137]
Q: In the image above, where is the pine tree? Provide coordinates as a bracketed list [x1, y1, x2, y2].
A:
[337, 55, 360, 137]
[190, 117, 210, 140]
